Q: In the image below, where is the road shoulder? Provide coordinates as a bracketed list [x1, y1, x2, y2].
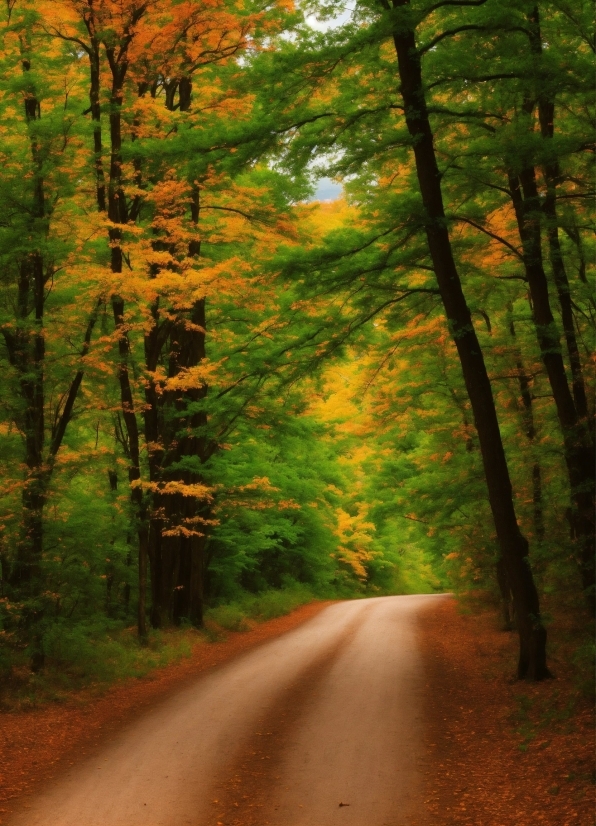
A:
[415, 598, 594, 826]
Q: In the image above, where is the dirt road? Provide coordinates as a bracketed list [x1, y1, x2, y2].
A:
[8, 594, 446, 826]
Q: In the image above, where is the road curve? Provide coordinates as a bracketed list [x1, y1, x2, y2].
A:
[8, 594, 447, 826]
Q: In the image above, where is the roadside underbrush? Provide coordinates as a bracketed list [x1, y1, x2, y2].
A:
[507, 595, 595, 756]
[203, 582, 320, 633]
[458, 587, 595, 704]
[0, 584, 329, 710]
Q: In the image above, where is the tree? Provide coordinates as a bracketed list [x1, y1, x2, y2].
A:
[43, 0, 299, 633]
[251, 0, 555, 676]
[0, 1, 100, 666]
[409, 0, 594, 609]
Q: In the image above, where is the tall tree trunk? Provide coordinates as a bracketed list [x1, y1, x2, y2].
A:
[145, 77, 214, 627]
[79, 19, 106, 213]
[8, 254, 46, 591]
[541, 154, 588, 420]
[79, 7, 149, 637]
[508, 168, 595, 612]
[8, 49, 47, 593]
[508, 312, 545, 545]
[0, 44, 51, 671]
[188, 521, 208, 627]
[528, 6, 589, 423]
[103, 35, 148, 638]
[502, 6, 595, 613]
[2, 38, 101, 670]
[496, 557, 515, 631]
[384, 0, 549, 678]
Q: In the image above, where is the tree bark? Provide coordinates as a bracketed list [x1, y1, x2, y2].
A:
[144, 73, 215, 628]
[508, 313, 545, 545]
[502, 6, 595, 613]
[508, 168, 595, 612]
[4, 34, 98, 667]
[384, 0, 549, 678]
[528, 6, 589, 423]
[496, 557, 515, 631]
[101, 23, 148, 638]
[6, 48, 48, 593]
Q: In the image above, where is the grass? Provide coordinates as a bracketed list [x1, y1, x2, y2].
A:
[204, 583, 317, 632]
[0, 622, 199, 710]
[0, 584, 322, 709]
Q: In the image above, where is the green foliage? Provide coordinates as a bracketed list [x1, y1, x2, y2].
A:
[205, 582, 317, 631]
[41, 620, 193, 684]
[0, 619, 195, 708]
[204, 415, 343, 599]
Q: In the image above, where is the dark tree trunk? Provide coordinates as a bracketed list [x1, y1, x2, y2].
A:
[18, 475, 45, 588]
[528, 6, 589, 423]
[385, 0, 549, 678]
[9, 255, 46, 590]
[188, 533, 206, 627]
[137, 524, 149, 638]
[150, 498, 176, 627]
[149, 294, 213, 628]
[2, 44, 101, 672]
[508, 313, 545, 544]
[102, 34, 148, 639]
[2, 44, 49, 670]
[143, 78, 214, 626]
[541, 156, 588, 421]
[80, 20, 106, 213]
[496, 557, 515, 631]
[7, 49, 48, 592]
[508, 168, 595, 612]
[148, 521, 163, 628]
[502, 6, 595, 613]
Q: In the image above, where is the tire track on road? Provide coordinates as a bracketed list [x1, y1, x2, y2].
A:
[206, 609, 365, 826]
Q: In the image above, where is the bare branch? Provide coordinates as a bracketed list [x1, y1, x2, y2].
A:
[428, 107, 503, 132]
[49, 299, 101, 458]
[199, 204, 274, 226]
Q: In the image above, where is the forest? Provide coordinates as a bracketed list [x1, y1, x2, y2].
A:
[0, 0, 593, 693]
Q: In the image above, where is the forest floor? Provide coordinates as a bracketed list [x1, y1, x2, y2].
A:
[417, 597, 595, 826]
[0, 596, 593, 826]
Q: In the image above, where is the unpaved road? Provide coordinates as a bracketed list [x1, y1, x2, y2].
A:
[8, 594, 447, 826]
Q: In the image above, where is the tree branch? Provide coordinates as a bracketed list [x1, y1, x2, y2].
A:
[49, 299, 101, 458]
[418, 25, 488, 56]
[427, 73, 520, 90]
[199, 204, 274, 226]
[428, 107, 502, 132]
[421, 0, 489, 21]
[455, 216, 524, 260]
